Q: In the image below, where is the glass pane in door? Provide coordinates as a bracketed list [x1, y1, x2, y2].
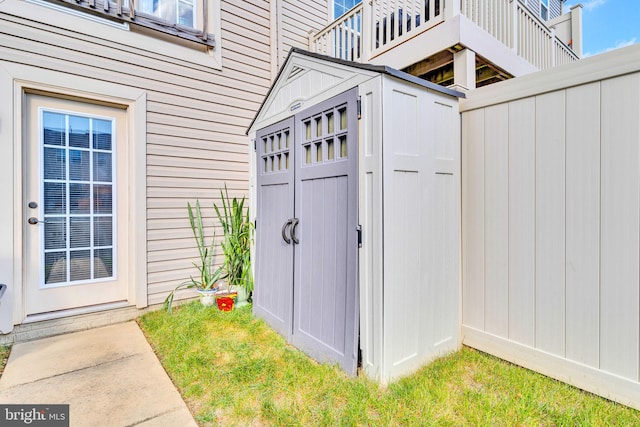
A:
[41, 110, 116, 286]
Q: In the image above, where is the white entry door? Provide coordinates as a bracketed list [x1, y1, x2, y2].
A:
[24, 94, 129, 316]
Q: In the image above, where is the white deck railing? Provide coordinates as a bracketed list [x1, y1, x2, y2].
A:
[310, 4, 365, 62]
[515, 2, 555, 69]
[553, 36, 577, 66]
[311, 0, 578, 70]
[371, 0, 444, 57]
[461, 0, 512, 48]
[310, 0, 444, 62]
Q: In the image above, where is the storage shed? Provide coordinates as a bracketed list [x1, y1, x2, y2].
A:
[248, 49, 462, 383]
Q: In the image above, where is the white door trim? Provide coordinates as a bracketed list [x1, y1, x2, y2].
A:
[0, 62, 147, 331]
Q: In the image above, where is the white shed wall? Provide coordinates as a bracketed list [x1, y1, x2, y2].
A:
[358, 76, 384, 379]
[360, 75, 461, 383]
[460, 44, 640, 409]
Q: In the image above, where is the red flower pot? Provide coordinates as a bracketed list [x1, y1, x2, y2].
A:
[216, 296, 234, 311]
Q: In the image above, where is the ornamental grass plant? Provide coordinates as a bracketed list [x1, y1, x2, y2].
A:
[213, 185, 253, 295]
[164, 200, 226, 313]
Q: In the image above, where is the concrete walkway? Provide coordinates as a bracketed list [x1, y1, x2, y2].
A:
[0, 322, 198, 427]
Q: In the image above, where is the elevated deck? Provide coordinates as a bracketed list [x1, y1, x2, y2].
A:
[309, 0, 581, 87]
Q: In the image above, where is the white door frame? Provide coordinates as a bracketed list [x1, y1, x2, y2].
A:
[25, 96, 128, 315]
[0, 63, 148, 331]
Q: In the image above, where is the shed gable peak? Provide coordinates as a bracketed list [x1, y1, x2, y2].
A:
[286, 66, 306, 81]
[250, 52, 379, 132]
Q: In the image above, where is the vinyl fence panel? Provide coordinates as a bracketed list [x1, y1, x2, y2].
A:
[460, 43, 640, 409]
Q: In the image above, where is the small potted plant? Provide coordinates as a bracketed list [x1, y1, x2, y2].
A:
[164, 200, 227, 313]
[214, 285, 237, 311]
[213, 184, 254, 308]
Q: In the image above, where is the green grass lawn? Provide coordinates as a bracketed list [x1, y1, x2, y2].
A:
[138, 302, 640, 426]
[0, 345, 10, 378]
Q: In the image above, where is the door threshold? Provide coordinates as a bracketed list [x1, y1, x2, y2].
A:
[22, 301, 130, 324]
[1, 302, 164, 345]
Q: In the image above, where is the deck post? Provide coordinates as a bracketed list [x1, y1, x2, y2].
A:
[452, 48, 476, 92]
[570, 4, 583, 58]
[308, 30, 317, 53]
[362, 0, 373, 62]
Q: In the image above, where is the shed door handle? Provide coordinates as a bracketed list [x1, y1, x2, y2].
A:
[291, 218, 299, 244]
[281, 219, 293, 244]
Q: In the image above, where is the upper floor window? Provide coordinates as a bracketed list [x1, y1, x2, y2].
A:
[333, 0, 361, 19]
[540, 0, 549, 21]
[49, 0, 214, 47]
[138, 0, 195, 28]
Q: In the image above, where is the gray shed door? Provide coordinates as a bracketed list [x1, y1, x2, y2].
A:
[254, 117, 294, 338]
[255, 88, 359, 374]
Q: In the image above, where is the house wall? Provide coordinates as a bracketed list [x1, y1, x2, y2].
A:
[0, 0, 271, 322]
[278, 0, 329, 69]
[550, 0, 562, 18]
[525, 0, 562, 20]
[460, 43, 640, 409]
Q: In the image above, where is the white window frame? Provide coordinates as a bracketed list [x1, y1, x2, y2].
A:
[330, 0, 362, 20]
[58, 0, 206, 43]
[177, 0, 197, 28]
[540, 0, 549, 21]
[38, 108, 118, 288]
[137, 0, 198, 30]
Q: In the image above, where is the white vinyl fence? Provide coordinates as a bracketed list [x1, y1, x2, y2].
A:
[460, 43, 640, 409]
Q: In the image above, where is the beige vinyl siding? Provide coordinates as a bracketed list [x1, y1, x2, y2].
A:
[550, 0, 562, 19]
[525, 0, 541, 18]
[527, 0, 562, 21]
[280, 0, 328, 65]
[0, 0, 271, 305]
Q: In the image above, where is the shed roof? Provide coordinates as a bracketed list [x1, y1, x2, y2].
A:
[247, 48, 464, 134]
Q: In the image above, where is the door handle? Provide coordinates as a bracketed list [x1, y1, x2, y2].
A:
[290, 218, 299, 244]
[28, 217, 48, 225]
[281, 219, 293, 244]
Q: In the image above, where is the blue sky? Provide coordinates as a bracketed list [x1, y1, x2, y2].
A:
[563, 0, 640, 56]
